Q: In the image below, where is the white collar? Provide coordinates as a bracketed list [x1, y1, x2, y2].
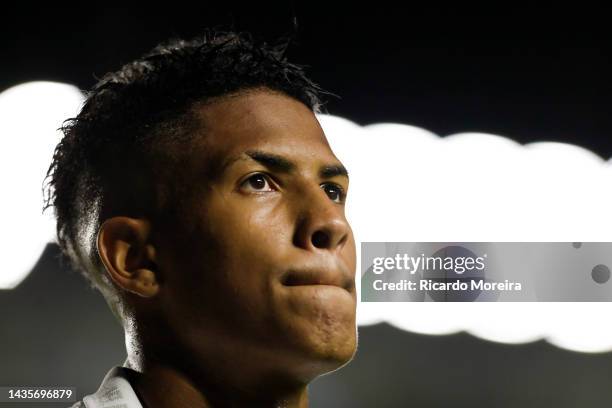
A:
[82, 366, 144, 408]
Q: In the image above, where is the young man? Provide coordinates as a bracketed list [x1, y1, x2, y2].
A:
[45, 30, 357, 407]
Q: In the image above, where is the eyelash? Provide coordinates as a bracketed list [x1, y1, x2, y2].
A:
[239, 172, 347, 203]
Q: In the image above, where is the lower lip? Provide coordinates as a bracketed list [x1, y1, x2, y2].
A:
[283, 284, 354, 298]
[283, 284, 356, 317]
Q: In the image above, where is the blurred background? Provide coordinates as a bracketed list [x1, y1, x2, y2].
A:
[1, 4, 612, 407]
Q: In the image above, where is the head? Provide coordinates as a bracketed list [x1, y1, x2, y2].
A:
[45, 30, 357, 392]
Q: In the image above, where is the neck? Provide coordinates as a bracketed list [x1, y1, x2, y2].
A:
[126, 354, 309, 408]
[122, 312, 314, 408]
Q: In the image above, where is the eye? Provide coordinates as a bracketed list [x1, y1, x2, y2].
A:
[321, 183, 346, 203]
[240, 173, 275, 193]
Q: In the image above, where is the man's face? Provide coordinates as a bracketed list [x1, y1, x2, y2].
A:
[152, 89, 357, 383]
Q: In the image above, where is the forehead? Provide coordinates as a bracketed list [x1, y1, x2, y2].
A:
[190, 89, 338, 172]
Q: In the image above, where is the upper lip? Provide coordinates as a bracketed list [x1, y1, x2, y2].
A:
[281, 265, 354, 292]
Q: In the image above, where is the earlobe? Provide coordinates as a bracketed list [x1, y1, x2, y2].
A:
[97, 217, 160, 298]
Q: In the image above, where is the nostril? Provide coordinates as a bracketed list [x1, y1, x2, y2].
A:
[312, 230, 330, 249]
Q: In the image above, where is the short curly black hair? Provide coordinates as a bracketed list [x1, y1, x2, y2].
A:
[43, 29, 328, 294]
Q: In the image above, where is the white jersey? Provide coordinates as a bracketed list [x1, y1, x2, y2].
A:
[69, 366, 143, 408]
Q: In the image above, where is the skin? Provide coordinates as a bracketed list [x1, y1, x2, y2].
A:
[97, 88, 357, 407]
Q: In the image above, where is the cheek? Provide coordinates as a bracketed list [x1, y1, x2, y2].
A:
[344, 230, 357, 275]
[213, 197, 294, 260]
[169, 199, 292, 314]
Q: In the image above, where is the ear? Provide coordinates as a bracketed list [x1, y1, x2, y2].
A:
[97, 216, 159, 298]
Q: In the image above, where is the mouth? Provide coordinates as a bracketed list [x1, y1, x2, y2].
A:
[281, 267, 354, 292]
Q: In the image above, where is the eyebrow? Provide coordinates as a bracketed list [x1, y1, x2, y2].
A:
[220, 149, 349, 180]
[319, 164, 350, 179]
[246, 150, 295, 173]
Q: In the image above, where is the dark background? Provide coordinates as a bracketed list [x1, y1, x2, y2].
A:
[1, 5, 611, 407]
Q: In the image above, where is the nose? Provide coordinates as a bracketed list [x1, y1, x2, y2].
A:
[292, 186, 351, 252]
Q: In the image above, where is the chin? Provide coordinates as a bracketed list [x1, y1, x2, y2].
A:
[295, 321, 358, 377]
